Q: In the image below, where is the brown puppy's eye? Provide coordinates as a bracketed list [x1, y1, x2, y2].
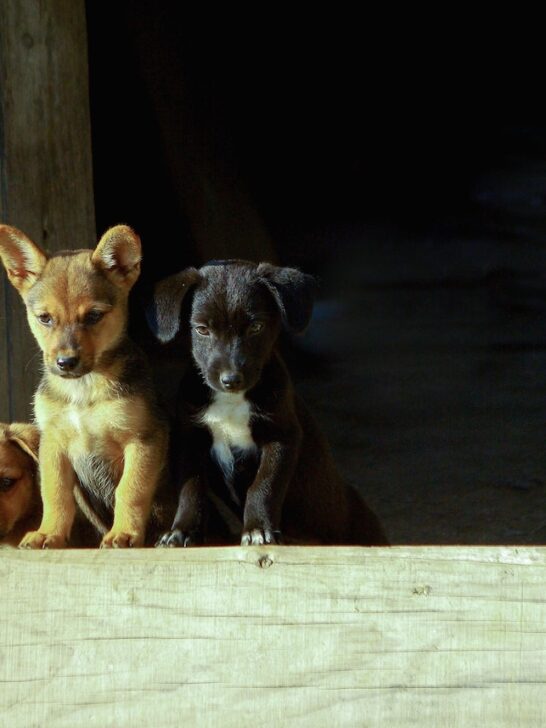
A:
[0, 477, 16, 493]
[248, 322, 264, 336]
[195, 325, 210, 336]
[37, 313, 53, 326]
[83, 310, 105, 326]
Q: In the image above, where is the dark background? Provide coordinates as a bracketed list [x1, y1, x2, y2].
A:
[86, 3, 546, 543]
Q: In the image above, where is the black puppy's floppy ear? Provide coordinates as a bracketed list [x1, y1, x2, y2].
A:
[258, 263, 317, 334]
[149, 268, 201, 343]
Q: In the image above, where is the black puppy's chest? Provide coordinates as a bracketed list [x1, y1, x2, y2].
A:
[199, 392, 259, 486]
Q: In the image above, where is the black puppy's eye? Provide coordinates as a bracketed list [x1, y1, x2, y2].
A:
[83, 310, 105, 326]
[0, 477, 16, 492]
[248, 322, 264, 336]
[37, 313, 53, 326]
[195, 325, 210, 336]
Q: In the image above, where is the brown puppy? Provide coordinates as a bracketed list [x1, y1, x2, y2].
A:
[0, 423, 40, 547]
[0, 224, 170, 548]
[150, 260, 388, 546]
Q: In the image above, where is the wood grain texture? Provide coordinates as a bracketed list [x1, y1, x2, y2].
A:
[0, 0, 95, 419]
[1, 546, 545, 727]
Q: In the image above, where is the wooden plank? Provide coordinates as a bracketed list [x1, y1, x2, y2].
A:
[1, 546, 545, 727]
[0, 0, 95, 420]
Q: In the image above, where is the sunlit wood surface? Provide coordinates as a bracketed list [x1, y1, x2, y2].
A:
[1, 546, 545, 727]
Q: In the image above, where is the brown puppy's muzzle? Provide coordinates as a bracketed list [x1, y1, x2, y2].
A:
[56, 355, 80, 373]
[49, 341, 92, 378]
[50, 354, 92, 378]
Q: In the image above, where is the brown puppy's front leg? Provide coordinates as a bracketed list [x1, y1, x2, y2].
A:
[242, 437, 300, 546]
[101, 436, 167, 548]
[19, 436, 76, 549]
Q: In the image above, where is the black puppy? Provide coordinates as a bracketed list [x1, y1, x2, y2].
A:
[150, 260, 388, 546]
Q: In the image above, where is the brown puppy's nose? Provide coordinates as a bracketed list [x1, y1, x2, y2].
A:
[220, 372, 243, 391]
[56, 355, 80, 372]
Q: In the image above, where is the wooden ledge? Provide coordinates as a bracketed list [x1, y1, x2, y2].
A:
[1, 546, 545, 726]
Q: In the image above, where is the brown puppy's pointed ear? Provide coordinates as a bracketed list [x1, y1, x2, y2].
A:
[7, 423, 40, 464]
[148, 268, 201, 343]
[258, 263, 317, 334]
[0, 225, 48, 297]
[91, 225, 142, 290]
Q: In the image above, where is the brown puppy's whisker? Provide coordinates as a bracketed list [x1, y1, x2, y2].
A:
[24, 349, 42, 374]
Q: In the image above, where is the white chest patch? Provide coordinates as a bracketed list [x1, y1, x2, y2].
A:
[199, 392, 256, 479]
[68, 408, 83, 432]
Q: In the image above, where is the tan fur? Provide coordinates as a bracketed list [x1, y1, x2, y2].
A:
[0, 224, 168, 548]
[0, 423, 40, 547]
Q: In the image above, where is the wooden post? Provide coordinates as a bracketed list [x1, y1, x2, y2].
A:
[0, 0, 96, 420]
[1, 546, 545, 727]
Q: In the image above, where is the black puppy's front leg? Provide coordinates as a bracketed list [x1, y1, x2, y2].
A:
[242, 439, 299, 545]
[157, 424, 210, 548]
[156, 474, 207, 547]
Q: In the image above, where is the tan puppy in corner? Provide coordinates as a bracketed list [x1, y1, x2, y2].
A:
[0, 224, 169, 548]
[0, 423, 40, 547]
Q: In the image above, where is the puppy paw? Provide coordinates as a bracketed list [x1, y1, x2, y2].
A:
[155, 529, 200, 548]
[100, 530, 142, 548]
[241, 528, 282, 546]
[19, 531, 67, 549]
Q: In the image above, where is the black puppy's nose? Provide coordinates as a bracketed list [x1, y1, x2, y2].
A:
[56, 356, 80, 372]
[220, 371, 243, 391]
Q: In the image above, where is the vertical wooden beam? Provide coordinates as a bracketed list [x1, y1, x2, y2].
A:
[0, 0, 96, 420]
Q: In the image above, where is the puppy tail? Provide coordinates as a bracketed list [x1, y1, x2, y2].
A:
[73, 484, 109, 536]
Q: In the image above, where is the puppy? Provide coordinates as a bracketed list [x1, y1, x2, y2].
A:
[150, 260, 388, 546]
[0, 423, 40, 547]
[0, 224, 170, 548]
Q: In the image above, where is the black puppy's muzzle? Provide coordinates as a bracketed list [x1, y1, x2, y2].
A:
[220, 371, 244, 392]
